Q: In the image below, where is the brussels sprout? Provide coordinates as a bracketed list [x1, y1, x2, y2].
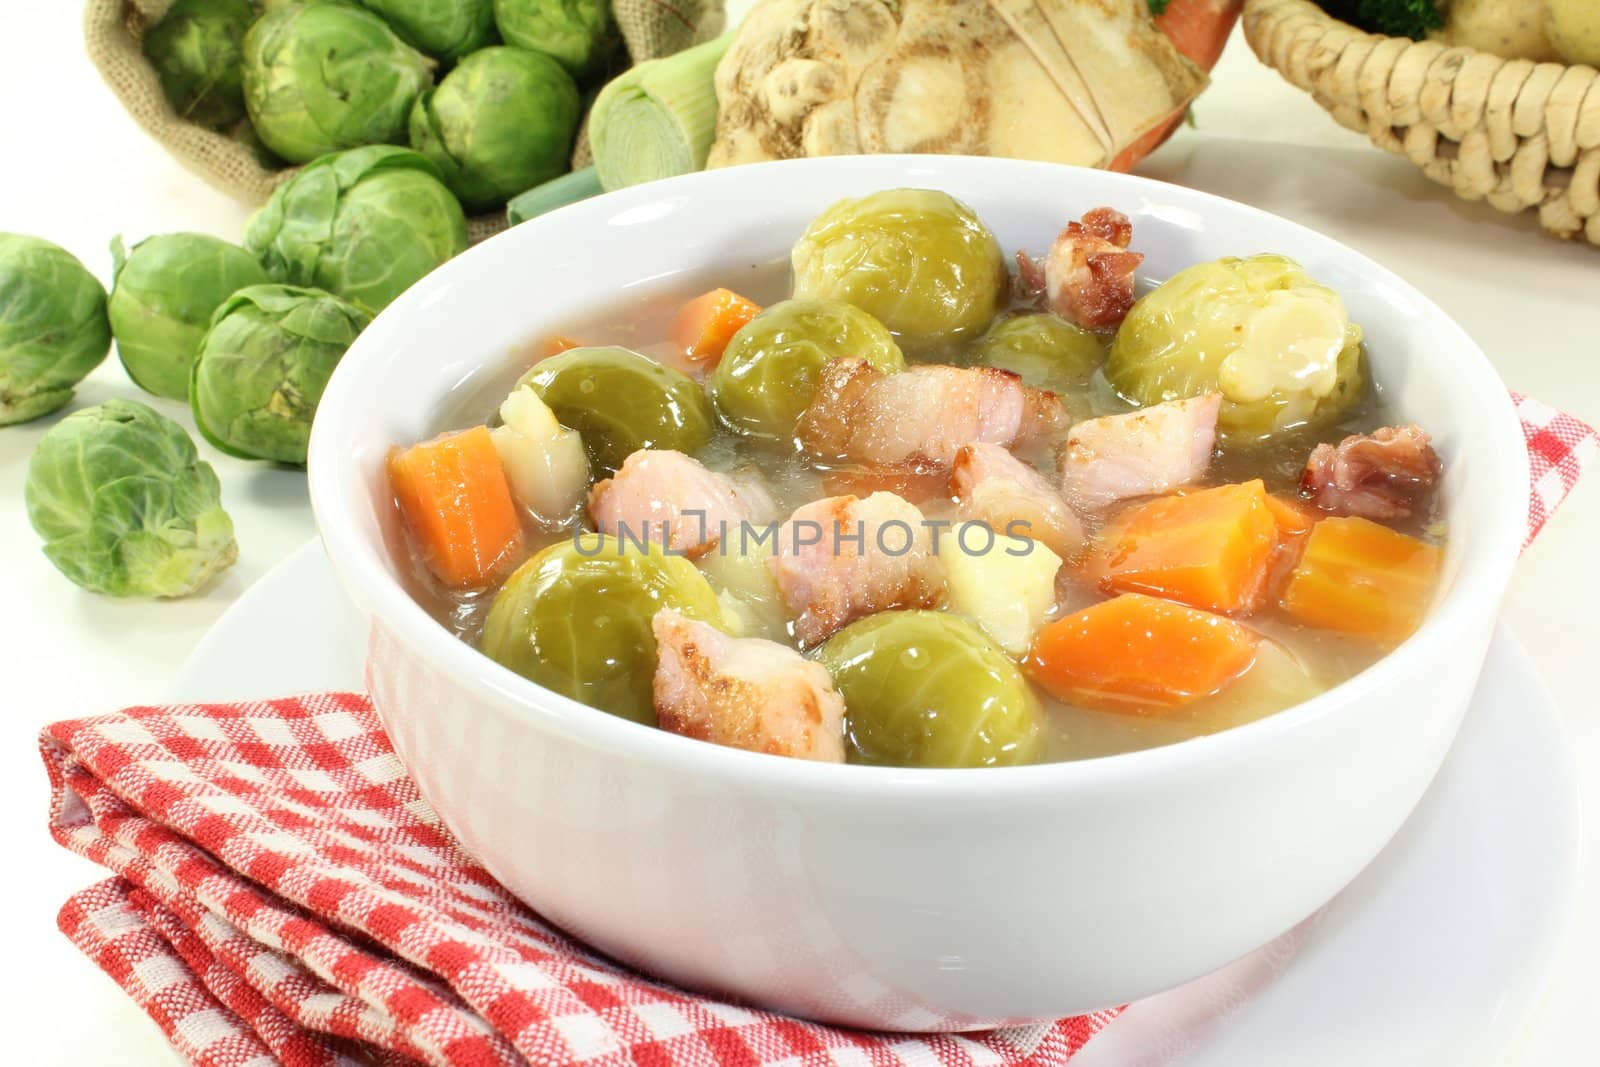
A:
[409, 47, 580, 212]
[698, 543, 789, 642]
[191, 284, 371, 464]
[493, 0, 617, 80]
[969, 313, 1105, 393]
[245, 145, 467, 314]
[358, 0, 497, 63]
[818, 610, 1044, 768]
[791, 189, 1007, 352]
[709, 299, 906, 441]
[25, 399, 237, 597]
[1106, 254, 1367, 445]
[107, 233, 271, 401]
[519, 346, 714, 474]
[142, 0, 255, 129]
[241, 1, 434, 164]
[0, 234, 111, 425]
[481, 534, 723, 724]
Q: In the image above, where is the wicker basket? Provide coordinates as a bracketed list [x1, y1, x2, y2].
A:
[1242, 0, 1600, 245]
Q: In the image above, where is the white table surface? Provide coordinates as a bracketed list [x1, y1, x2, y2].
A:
[0, 4, 1594, 1063]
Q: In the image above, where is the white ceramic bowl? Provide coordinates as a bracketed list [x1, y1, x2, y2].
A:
[308, 156, 1527, 1031]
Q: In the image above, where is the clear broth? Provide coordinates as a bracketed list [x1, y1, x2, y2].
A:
[409, 261, 1438, 763]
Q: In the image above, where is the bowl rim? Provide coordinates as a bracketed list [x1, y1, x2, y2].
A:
[308, 153, 1530, 798]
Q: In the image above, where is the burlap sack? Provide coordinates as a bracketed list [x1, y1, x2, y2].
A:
[84, 0, 725, 241]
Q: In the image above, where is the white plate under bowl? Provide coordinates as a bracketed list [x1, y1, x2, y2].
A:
[175, 540, 1580, 1066]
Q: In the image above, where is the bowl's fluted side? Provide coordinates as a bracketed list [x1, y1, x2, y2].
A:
[361, 604, 1494, 1028]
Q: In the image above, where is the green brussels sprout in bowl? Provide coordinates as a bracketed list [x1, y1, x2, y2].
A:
[969, 312, 1105, 394]
[791, 188, 1007, 352]
[409, 47, 580, 212]
[708, 298, 906, 441]
[359, 0, 497, 63]
[494, 0, 617, 80]
[481, 534, 723, 725]
[1106, 254, 1368, 446]
[25, 399, 237, 597]
[518, 345, 714, 474]
[818, 610, 1045, 769]
[192, 284, 372, 465]
[142, 0, 256, 129]
[242, 0, 434, 164]
[245, 145, 468, 314]
[0, 233, 111, 425]
[108, 233, 271, 401]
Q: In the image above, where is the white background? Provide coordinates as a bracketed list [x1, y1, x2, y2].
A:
[0, 2, 1595, 1062]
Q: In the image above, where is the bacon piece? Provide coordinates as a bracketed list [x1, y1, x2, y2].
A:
[952, 442, 1085, 561]
[1059, 394, 1221, 511]
[797, 359, 1068, 469]
[1301, 425, 1441, 520]
[588, 450, 776, 559]
[820, 466, 951, 506]
[651, 609, 845, 762]
[1017, 207, 1143, 331]
[768, 491, 944, 647]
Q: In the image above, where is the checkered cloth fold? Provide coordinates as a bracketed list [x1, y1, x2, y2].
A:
[43, 694, 1118, 1067]
[41, 397, 1596, 1067]
[1513, 393, 1599, 546]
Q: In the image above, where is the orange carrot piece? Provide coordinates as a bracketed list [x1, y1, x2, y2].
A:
[1280, 517, 1442, 646]
[1027, 593, 1259, 714]
[388, 426, 525, 589]
[1083, 480, 1279, 614]
[671, 288, 761, 364]
[539, 335, 585, 359]
[1264, 494, 1318, 541]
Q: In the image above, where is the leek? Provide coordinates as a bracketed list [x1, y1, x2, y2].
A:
[506, 166, 604, 225]
[588, 34, 731, 192]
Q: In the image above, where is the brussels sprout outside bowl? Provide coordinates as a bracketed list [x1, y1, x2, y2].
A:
[308, 156, 1528, 1030]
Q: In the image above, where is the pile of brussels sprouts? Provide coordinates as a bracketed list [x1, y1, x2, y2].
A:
[6, 0, 622, 600]
[147, 0, 611, 213]
[6, 145, 473, 598]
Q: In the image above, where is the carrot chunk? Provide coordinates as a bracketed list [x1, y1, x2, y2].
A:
[1280, 516, 1442, 646]
[671, 288, 761, 365]
[1082, 480, 1279, 614]
[1264, 493, 1318, 542]
[1027, 593, 1260, 714]
[388, 426, 526, 589]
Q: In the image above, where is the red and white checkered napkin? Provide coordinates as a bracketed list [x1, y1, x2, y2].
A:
[42, 694, 1119, 1067]
[40, 398, 1598, 1067]
[1512, 393, 1599, 547]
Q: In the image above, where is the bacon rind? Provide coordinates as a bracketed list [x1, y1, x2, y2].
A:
[1059, 394, 1221, 511]
[1016, 207, 1143, 332]
[1079, 207, 1134, 247]
[797, 359, 1066, 469]
[768, 492, 945, 647]
[588, 450, 777, 559]
[651, 609, 845, 762]
[952, 443, 1085, 561]
[1301, 425, 1441, 520]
